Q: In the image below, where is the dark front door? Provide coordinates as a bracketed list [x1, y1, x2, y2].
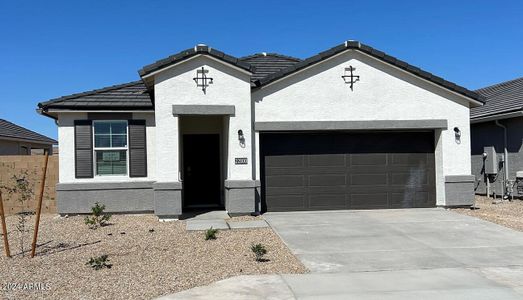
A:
[260, 131, 436, 212]
[183, 134, 221, 208]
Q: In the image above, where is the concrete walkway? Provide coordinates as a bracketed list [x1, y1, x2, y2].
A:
[160, 208, 523, 299]
[184, 211, 269, 231]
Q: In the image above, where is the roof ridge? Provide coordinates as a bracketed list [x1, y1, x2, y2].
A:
[240, 53, 302, 62]
[38, 80, 145, 107]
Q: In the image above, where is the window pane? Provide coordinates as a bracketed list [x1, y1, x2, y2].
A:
[94, 122, 111, 134]
[111, 122, 127, 134]
[96, 150, 127, 175]
[111, 134, 127, 148]
[95, 135, 111, 148]
[93, 121, 128, 149]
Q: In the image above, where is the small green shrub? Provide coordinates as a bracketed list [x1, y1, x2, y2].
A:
[86, 255, 112, 270]
[251, 243, 268, 262]
[84, 202, 111, 229]
[205, 227, 218, 240]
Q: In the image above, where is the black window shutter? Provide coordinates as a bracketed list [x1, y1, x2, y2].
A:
[74, 120, 93, 178]
[128, 120, 147, 177]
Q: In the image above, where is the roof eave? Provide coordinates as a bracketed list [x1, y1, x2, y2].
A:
[471, 109, 523, 124]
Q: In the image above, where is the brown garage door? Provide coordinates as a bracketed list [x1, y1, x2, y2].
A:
[260, 131, 436, 212]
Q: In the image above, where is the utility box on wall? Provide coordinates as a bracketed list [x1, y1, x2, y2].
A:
[484, 146, 498, 175]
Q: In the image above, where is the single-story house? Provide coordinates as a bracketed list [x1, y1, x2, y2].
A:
[471, 77, 523, 197]
[37, 41, 485, 218]
[0, 119, 56, 155]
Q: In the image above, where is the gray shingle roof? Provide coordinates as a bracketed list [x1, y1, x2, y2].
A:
[38, 81, 152, 111]
[253, 41, 485, 103]
[239, 53, 301, 81]
[471, 77, 523, 120]
[38, 41, 484, 113]
[0, 119, 57, 144]
[139, 45, 255, 77]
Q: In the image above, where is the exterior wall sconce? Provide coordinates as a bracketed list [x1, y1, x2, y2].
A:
[341, 66, 360, 91]
[193, 67, 213, 94]
[238, 129, 245, 148]
[454, 127, 461, 144]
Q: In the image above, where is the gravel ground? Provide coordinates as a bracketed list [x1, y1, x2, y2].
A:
[451, 196, 523, 232]
[0, 214, 306, 300]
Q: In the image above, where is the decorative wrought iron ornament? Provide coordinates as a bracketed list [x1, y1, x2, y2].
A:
[341, 66, 360, 91]
[193, 67, 213, 93]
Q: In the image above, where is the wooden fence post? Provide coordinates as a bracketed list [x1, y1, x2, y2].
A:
[31, 150, 49, 258]
[0, 190, 10, 258]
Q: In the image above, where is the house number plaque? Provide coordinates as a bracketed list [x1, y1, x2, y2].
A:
[235, 157, 248, 165]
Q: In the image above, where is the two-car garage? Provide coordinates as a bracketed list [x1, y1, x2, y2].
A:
[260, 131, 436, 212]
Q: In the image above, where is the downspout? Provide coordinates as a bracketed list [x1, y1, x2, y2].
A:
[495, 120, 509, 198]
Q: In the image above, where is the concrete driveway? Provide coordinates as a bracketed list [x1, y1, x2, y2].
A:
[160, 208, 523, 299]
[263, 208, 523, 299]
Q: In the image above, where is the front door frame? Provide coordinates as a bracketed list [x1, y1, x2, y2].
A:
[182, 133, 223, 209]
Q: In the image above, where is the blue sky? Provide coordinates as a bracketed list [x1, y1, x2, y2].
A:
[1, 1, 522, 139]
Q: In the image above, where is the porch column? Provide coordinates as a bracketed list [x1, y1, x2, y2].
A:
[153, 114, 182, 219]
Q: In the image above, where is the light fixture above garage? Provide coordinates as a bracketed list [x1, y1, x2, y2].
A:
[341, 66, 360, 91]
[193, 66, 213, 93]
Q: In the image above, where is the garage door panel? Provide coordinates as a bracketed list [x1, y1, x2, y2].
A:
[350, 174, 388, 185]
[350, 153, 388, 166]
[265, 175, 304, 187]
[266, 195, 305, 210]
[309, 194, 347, 208]
[390, 153, 430, 166]
[308, 186, 347, 194]
[414, 191, 432, 207]
[350, 193, 389, 209]
[308, 154, 346, 166]
[309, 175, 346, 186]
[265, 187, 307, 196]
[261, 132, 436, 211]
[390, 193, 415, 208]
[390, 172, 429, 185]
[265, 155, 305, 168]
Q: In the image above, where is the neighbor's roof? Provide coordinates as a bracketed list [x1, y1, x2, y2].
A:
[38, 40, 484, 114]
[471, 77, 523, 121]
[38, 81, 152, 112]
[0, 119, 57, 144]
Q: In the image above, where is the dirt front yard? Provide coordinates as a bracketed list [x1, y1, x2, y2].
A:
[452, 196, 523, 232]
[0, 214, 306, 300]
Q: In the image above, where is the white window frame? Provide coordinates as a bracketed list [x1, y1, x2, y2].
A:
[92, 120, 129, 177]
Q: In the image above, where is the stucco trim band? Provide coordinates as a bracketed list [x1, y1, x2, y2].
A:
[57, 181, 154, 191]
[172, 105, 235, 116]
[254, 120, 448, 131]
[445, 175, 475, 183]
[224, 180, 260, 189]
[152, 182, 183, 190]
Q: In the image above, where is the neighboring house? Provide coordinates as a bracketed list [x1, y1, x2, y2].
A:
[0, 119, 56, 155]
[471, 77, 523, 197]
[37, 41, 484, 218]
